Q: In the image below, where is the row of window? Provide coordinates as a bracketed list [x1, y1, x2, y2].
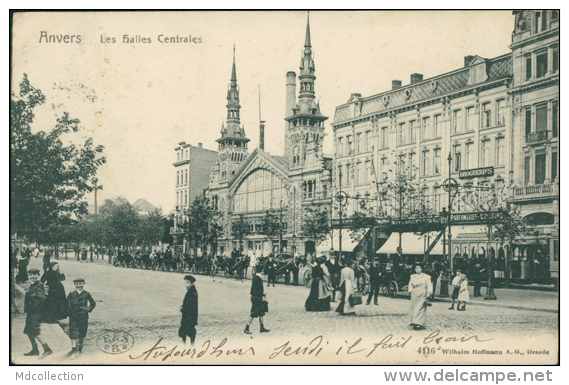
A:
[336, 130, 373, 156]
[372, 138, 505, 181]
[176, 149, 189, 161]
[524, 44, 559, 82]
[370, 100, 507, 151]
[336, 160, 374, 187]
[176, 169, 188, 186]
[524, 148, 558, 186]
[524, 100, 558, 141]
[176, 190, 188, 207]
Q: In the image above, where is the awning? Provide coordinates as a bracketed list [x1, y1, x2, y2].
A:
[376, 232, 444, 255]
[316, 228, 370, 253]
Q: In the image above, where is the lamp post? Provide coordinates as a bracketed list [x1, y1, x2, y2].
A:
[447, 152, 453, 273]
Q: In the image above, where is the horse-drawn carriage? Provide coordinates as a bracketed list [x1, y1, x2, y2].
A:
[222, 254, 249, 279]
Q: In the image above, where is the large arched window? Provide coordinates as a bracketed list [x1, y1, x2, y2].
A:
[525, 212, 555, 226]
[233, 169, 286, 213]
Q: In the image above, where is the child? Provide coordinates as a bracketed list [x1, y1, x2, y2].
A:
[179, 275, 198, 346]
[23, 268, 52, 359]
[67, 278, 96, 358]
[457, 274, 470, 311]
[448, 270, 462, 310]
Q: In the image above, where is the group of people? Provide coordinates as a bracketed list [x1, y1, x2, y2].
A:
[21, 262, 96, 360]
[304, 255, 379, 316]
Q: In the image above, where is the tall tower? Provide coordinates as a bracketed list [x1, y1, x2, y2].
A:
[284, 13, 328, 172]
[216, 46, 250, 181]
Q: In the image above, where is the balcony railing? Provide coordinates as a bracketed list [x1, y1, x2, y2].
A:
[513, 183, 559, 199]
[526, 130, 548, 143]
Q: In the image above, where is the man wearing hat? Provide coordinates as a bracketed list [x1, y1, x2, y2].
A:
[366, 258, 383, 305]
[23, 268, 53, 358]
[179, 275, 198, 346]
[67, 278, 96, 358]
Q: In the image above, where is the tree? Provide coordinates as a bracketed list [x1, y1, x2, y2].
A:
[10, 74, 105, 241]
[231, 214, 252, 252]
[378, 157, 435, 255]
[258, 209, 286, 253]
[181, 195, 223, 255]
[99, 197, 139, 250]
[461, 182, 529, 299]
[139, 208, 166, 251]
[301, 206, 330, 248]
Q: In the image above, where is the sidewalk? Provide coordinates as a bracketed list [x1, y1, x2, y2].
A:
[397, 283, 559, 313]
[10, 318, 72, 364]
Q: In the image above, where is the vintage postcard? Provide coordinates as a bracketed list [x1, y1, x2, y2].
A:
[10, 10, 559, 365]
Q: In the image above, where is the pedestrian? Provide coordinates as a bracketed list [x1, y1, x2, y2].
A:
[41, 262, 68, 323]
[244, 264, 270, 334]
[366, 258, 382, 305]
[305, 256, 332, 312]
[457, 273, 470, 311]
[23, 268, 53, 358]
[290, 253, 300, 286]
[249, 253, 257, 279]
[473, 260, 484, 297]
[42, 248, 52, 271]
[408, 263, 433, 330]
[336, 261, 357, 315]
[16, 248, 31, 284]
[448, 270, 462, 310]
[179, 275, 198, 346]
[66, 278, 96, 358]
[265, 254, 277, 287]
[325, 253, 341, 302]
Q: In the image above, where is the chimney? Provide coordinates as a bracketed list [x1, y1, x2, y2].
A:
[392, 80, 402, 90]
[464, 55, 476, 67]
[286, 72, 297, 118]
[198, 143, 202, 148]
[410, 73, 423, 84]
[259, 121, 265, 150]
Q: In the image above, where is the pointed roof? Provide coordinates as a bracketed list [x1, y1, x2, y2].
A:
[231, 44, 237, 82]
[304, 12, 311, 48]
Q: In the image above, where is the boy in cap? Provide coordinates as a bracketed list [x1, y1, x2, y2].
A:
[67, 278, 96, 358]
[179, 275, 198, 346]
[23, 268, 53, 358]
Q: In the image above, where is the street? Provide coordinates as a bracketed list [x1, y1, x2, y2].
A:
[11, 256, 558, 365]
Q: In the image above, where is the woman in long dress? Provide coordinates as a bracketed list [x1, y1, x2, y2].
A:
[305, 256, 332, 311]
[41, 262, 68, 323]
[336, 262, 356, 315]
[408, 264, 433, 330]
[457, 273, 470, 311]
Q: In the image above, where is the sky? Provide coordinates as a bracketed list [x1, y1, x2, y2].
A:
[11, 11, 515, 213]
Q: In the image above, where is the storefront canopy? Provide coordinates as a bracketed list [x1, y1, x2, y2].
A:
[376, 232, 444, 255]
[316, 228, 370, 253]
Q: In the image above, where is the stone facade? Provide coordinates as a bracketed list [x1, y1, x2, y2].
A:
[207, 16, 332, 257]
[331, 10, 559, 281]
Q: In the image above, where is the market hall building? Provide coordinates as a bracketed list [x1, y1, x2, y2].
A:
[206, 16, 334, 257]
[331, 10, 558, 283]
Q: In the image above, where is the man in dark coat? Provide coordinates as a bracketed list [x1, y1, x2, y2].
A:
[244, 265, 270, 334]
[265, 254, 277, 287]
[23, 269, 53, 358]
[325, 254, 342, 302]
[179, 275, 198, 346]
[366, 258, 382, 305]
[67, 278, 96, 357]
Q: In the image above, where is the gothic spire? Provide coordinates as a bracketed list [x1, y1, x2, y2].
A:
[304, 12, 311, 48]
[231, 44, 237, 83]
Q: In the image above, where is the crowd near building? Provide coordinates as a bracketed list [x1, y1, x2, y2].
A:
[173, 11, 559, 283]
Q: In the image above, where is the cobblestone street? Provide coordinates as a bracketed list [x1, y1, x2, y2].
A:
[11, 257, 558, 365]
